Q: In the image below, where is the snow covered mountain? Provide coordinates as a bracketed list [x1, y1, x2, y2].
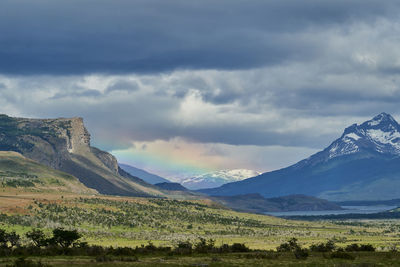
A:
[293, 112, 400, 169]
[201, 113, 400, 201]
[329, 112, 400, 157]
[181, 169, 261, 190]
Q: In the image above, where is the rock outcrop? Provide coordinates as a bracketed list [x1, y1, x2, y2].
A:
[0, 114, 163, 197]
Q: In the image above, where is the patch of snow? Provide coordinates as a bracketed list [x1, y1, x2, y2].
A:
[344, 133, 361, 140]
[181, 169, 261, 190]
[366, 129, 400, 144]
[368, 120, 380, 126]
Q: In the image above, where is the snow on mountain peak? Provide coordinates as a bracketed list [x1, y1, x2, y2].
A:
[368, 112, 396, 126]
[327, 113, 400, 159]
[181, 169, 261, 190]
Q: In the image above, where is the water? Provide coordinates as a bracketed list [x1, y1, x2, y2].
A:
[265, 205, 398, 217]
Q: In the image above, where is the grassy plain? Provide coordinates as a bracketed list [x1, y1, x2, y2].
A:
[3, 252, 400, 266]
[1, 189, 400, 252]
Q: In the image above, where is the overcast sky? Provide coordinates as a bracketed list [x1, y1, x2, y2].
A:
[1, 0, 400, 179]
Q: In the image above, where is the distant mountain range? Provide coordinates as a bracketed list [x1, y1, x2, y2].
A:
[201, 113, 400, 201]
[119, 163, 171, 184]
[181, 169, 260, 190]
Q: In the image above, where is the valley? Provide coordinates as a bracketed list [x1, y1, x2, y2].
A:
[1, 114, 400, 266]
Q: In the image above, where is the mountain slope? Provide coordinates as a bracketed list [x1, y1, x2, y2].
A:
[212, 194, 342, 213]
[0, 151, 95, 194]
[154, 182, 188, 191]
[119, 163, 171, 184]
[181, 169, 260, 190]
[201, 113, 400, 201]
[0, 114, 165, 197]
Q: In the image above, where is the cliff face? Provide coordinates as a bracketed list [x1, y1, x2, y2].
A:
[0, 116, 91, 169]
[0, 114, 163, 197]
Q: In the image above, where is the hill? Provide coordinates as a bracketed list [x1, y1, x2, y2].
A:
[201, 113, 400, 201]
[119, 163, 171, 184]
[155, 182, 188, 191]
[0, 114, 164, 197]
[0, 151, 95, 194]
[212, 194, 342, 213]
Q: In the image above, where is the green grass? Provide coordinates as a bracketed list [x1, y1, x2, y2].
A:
[2, 252, 400, 266]
[2, 195, 400, 251]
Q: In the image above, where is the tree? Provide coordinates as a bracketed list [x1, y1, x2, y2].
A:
[6, 231, 20, 248]
[51, 228, 81, 248]
[26, 229, 48, 248]
[0, 229, 7, 248]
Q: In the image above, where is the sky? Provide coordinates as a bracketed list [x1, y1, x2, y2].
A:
[1, 0, 400, 179]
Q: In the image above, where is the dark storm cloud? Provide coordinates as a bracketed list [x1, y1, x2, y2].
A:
[1, 0, 399, 75]
[2, 0, 400, 157]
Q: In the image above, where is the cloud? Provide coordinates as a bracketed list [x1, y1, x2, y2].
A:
[1, 0, 400, 75]
[106, 80, 139, 93]
[2, 1, 400, 175]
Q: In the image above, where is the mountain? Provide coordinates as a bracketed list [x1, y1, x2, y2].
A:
[212, 194, 342, 213]
[119, 163, 171, 184]
[0, 151, 95, 194]
[154, 182, 188, 191]
[181, 169, 260, 190]
[200, 113, 400, 201]
[0, 114, 164, 197]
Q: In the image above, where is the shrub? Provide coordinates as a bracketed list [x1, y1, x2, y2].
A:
[173, 241, 193, 255]
[330, 251, 355, 260]
[345, 243, 375, 252]
[230, 243, 250, 252]
[25, 229, 48, 248]
[0, 229, 8, 248]
[293, 248, 309, 260]
[310, 240, 335, 252]
[194, 238, 215, 253]
[6, 231, 20, 248]
[277, 238, 301, 252]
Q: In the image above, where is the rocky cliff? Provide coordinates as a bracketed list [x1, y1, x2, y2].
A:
[0, 114, 164, 197]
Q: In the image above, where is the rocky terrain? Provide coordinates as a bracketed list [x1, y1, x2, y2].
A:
[0, 114, 164, 197]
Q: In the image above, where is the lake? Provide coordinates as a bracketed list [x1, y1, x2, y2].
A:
[265, 205, 398, 217]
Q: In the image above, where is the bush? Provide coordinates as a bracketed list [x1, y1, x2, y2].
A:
[310, 240, 335, 252]
[277, 238, 301, 252]
[6, 232, 20, 248]
[25, 229, 48, 248]
[173, 241, 193, 255]
[330, 251, 355, 260]
[345, 243, 375, 252]
[293, 248, 309, 260]
[194, 238, 215, 253]
[230, 243, 250, 252]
